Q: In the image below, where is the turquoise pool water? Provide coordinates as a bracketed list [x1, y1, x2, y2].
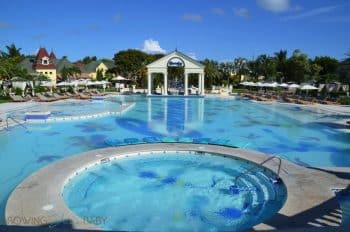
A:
[0, 96, 349, 225]
[8, 98, 122, 118]
[63, 152, 286, 231]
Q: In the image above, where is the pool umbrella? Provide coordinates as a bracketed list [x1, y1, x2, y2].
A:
[288, 84, 300, 89]
[101, 80, 109, 90]
[270, 82, 279, 88]
[40, 82, 54, 87]
[11, 76, 27, 83]
[11, 79, 27, 96]
[240, 81, 250, 86]
[300, 84, 318, 91]
[56, 81, 70, 86]
[40, 82, 54, 94]
[264, 82, 278, 88]
[86, 81, 96, 86]
[301, 84, 318, 96]
[112, 75, 128, 81]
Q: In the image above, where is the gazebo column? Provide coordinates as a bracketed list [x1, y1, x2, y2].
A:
[148, 98, 152, 121]
[147, 72, 152, 95]
[163, 72, 168, 95]
[198, 73, 201, 95]
[184, 72, 188, 96]
[201, 73, 205, 95]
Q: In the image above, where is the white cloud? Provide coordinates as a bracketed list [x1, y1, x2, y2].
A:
[181, 14, 202, 22]
[234, 8, 250, 18]
[282, 5, 341, 21]
[257, 0, 290, 12]
[142, 39, 166, 54]
[211, 8, 225, 15]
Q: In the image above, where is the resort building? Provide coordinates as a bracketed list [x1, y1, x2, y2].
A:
[79, 60, 115, 79]
[20, 48, 57, 83]
[20, 48, 115, 82]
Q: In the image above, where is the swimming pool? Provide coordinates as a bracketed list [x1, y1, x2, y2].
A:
[7, 98, 122, 118]
[63, 151, 286, 231]
[0, 96, 349, 225]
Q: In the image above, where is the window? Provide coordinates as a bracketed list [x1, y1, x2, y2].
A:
[42, 57, 49, 65]
[49, 72, 52, 74]
[45, 72, 48, 74]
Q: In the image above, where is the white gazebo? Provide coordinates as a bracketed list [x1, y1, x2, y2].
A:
[146, 50, 205, 96]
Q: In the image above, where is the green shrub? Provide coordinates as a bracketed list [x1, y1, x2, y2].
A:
[0, 96, 11, 103]
[67, 86, 75, 93]
[232, 88, 247, 94]
[339, 97, 350, 105]
[34, 85, 46, 93]
[14, 88, 23, 96]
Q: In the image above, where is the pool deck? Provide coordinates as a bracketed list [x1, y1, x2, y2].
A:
[5, 143, 350, 231]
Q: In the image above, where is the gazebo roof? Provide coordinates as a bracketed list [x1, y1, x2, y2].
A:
[147, 50, 204, 69]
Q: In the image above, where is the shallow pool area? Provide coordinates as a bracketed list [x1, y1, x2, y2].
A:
[63, 151, 286, 231]
[7, 98, 123, 119]
[0, 95, 350, 227]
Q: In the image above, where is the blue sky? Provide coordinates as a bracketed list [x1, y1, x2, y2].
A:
[0, 0, 349, 61]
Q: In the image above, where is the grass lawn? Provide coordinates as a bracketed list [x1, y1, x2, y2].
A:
[0, 96, 12, 104]
[231, 88, 248, 94]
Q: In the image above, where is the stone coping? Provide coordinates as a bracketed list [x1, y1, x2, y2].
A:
[5, 143, 350, 231]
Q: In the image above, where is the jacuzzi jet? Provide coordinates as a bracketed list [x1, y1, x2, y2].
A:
[100, 157, 110, 163]
[270, 177, 281, 184]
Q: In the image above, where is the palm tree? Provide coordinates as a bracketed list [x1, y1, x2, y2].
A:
[0, 57, 28, 80]
[1, 44, 24, 61]
[233, 58, 249, 76]
[202, 59, 222, 88]
[339, 53, 350, 84]
[255, 55, 277, 80]
[274, 50, 287, 82]
[274, 50, 287, 63]
[60, 66, 81, 81]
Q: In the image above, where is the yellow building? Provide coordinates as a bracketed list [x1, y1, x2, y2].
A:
[80, 60, 115, 79]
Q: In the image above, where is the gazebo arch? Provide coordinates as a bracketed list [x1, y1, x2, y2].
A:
[146, 50, 205, 96]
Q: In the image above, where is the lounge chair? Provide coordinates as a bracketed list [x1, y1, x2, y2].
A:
[36, 93, 56, 102]
[92, 89, 107, 96]
[78, 93, 91, 99]
[64, 92, 78, 98]
[53, 93, 68, 100]
[9, 95, 27, 102]
[24, 95, 33, 101]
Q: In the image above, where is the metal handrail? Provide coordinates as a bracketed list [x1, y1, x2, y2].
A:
[6, 116, 28, 131]
[234, 156, 283, 184]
